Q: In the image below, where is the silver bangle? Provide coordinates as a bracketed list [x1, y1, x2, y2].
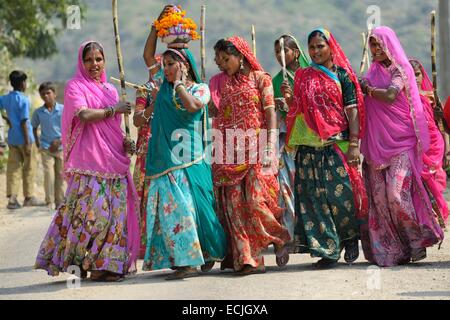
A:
[147, 62, 160, 71]
[142, 109, 153, 121]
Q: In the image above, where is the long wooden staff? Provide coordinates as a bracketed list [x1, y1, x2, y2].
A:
[430, 10, 445, 133]
[200, 5, 206, 82]
[280, 37, 287, 81]
[251, 25, 256, 57]
[359, 31, 370, 75]
[110, 77, 152, 92]
[431, 10, 447, 230]
[279, 37, 290, 111]
[112, 0, 135, 155]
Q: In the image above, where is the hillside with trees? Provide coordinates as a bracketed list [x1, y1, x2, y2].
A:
[4, 0, 449, 97]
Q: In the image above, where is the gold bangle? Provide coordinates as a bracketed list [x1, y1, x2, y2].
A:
[349, 142, 359, 147]
[175, 85, 185, 93]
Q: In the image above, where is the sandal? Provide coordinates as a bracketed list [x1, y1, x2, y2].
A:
[80, 268, 88, 279]
[235, 265, 266, 276]
[344, 239, 359, 264]
[200, 261, 215, 273]
[7, 198, 21, 210]
[90, 270, 124, 282]
[274, 245, 289, 267]
[313, 258, 338, 269]
[411, 248, 427, 262]
[165, 267, 199, 281]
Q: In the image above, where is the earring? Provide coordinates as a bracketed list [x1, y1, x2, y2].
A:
[240, 59, 244, 70]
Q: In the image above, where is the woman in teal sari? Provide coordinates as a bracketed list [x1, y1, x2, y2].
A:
[142, 24, 226, 280]
[272, 35, 309, 250]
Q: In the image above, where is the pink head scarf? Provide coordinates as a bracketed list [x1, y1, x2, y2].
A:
[409, 58, 445, 170]
[62, 41, 139, 271]
[361, 26, 430, 170]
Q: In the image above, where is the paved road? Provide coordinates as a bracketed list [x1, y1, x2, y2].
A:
[0, 202, 449, 300]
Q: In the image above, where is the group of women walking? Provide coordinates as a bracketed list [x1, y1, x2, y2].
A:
[34, 5, 447, 281]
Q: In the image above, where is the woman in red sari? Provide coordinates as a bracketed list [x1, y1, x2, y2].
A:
[283, 29, 368, 268]
[212, 36, 291, 275]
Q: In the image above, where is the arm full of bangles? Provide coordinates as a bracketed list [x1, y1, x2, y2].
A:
[262, 107, 279, 167]
[133, 104, 154, 128]
[133, 88, 157, 127]
[280, 79, 294, 108]
[360, 78, 398, 104]
[78, 101, 131, 123]
[175, 84, 204, 113]
[346, 106, 361, 168]
[144, 5, 174, 76]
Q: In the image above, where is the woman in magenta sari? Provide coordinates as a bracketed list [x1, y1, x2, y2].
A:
[360, 26, 444, 267]
[409, 58, 448, 225]
[34, 41, 140, 281]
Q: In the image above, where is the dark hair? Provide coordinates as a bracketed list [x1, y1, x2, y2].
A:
[82, 42, 104, 61]
[9, 70, 27, 90]
[307, 30, 328, 45]
[163, 49, 198, 83]
[274, 35, 300, 52]
[39, 81, 56, 93]
[213, 39, 241, 57]
[409, 59, 421, 72]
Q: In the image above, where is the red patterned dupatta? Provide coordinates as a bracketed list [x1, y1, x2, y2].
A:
[286, 29, 365, 144]
[285, 29, 368, 221]
[212, 36, 273, 187]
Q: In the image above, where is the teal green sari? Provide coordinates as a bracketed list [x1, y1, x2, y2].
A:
[145, 49, 226, 264]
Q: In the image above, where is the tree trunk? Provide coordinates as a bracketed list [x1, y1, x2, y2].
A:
[438, 0, 450, 101]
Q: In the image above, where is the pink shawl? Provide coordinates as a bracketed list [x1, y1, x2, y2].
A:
[361, 27, 430, 170]
[62, 41, 139, 271]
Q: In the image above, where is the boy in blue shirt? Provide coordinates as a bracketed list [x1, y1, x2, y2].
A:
[0, 113, 5, 156]
[32, 82, 64, 209]
[0, 71, 43, 209]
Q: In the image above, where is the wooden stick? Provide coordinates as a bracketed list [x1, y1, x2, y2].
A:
[112, 0, 134, 155]
[359, 31, 370, 75]
[280, 37, 287, 81]
[251, 24, 256, 57]
[431, 10, 443, 111]
[360, 32, 367, 74]
[431, 10, 449, 172]
[200, 5, 206, 83]
[110, 77, 152, 93]
[366, 43, 371, 69]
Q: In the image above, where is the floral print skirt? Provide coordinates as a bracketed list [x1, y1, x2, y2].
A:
[132, 135, 150, 259]
[278, 135, 296, 250]
[143, 169, 206, 271]
[215, 166, 291, 271]
[294, 145, 359, 260]
[35, 173, 130, 276]
[361, 152, 443, 266]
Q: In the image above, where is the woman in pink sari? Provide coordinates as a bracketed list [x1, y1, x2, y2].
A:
[360, 27, 444, 267]
[34, 41, 140, 281]
[409, 58, 448, 225]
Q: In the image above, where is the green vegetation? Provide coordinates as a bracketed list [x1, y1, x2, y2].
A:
[13, 0, 441, 86]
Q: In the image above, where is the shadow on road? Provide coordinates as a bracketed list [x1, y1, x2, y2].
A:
[0, 266, 35, 274]
[398, 291, 450, 297]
